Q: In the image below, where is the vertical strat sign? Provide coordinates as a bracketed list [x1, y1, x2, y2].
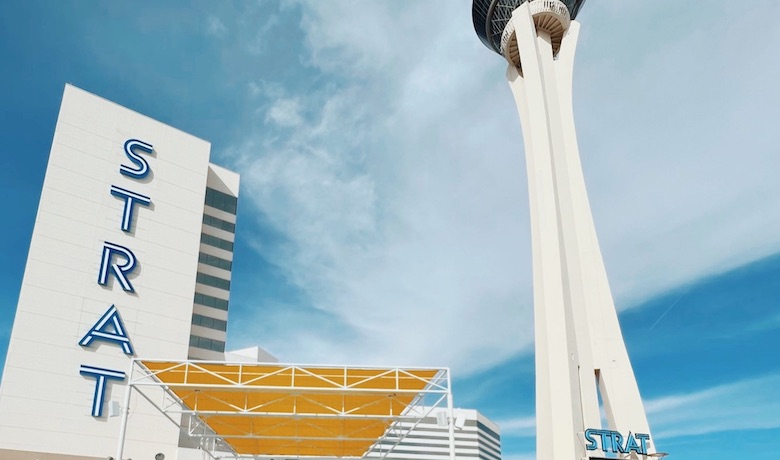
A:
[78, 139, 154, 417]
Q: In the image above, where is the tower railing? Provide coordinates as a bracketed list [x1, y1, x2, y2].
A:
[528, 0, 570, 21]
[500, 0, 571, 66]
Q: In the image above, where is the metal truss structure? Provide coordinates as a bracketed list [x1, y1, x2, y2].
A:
[115, 359, 455, 460]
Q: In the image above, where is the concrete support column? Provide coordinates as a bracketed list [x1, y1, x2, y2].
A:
[504, 1, 654, 458]
[507, 4, 582, 459]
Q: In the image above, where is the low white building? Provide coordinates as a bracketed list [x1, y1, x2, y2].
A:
[366, 407, 501, 460]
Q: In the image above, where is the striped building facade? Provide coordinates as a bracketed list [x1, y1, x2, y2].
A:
[367, 408, 502, 460]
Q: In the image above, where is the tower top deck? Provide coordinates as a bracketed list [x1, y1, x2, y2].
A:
[472, 0, 586, 55]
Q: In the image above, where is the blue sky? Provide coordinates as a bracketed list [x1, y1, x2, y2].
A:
[0, 1, 778, 459]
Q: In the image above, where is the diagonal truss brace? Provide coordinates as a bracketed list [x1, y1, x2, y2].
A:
[115, 359, 455, 460]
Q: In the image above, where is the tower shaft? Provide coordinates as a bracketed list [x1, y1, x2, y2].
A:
[505, 3, 653, 458]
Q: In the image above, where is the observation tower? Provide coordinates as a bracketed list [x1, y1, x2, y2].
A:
[472, 1, 661, 459]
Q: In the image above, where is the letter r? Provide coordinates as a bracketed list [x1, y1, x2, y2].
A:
[98, 242, 137, 292]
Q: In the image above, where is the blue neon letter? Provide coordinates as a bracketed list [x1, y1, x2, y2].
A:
[98, 242, 137, 292]
[584, 429, 598, 451]
[120, 139, 153, 179]
[79, 365, 126, 417]
[79, 305, 134, 355]
[612, 431, 626, 453]
[636, 433, 650, 455]
[625, 432, 641, 454]
[596, 430, 611, 453]
[110, 185, 151, 232]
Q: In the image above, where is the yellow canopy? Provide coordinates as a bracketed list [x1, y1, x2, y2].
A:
[139, 361, 445, 458]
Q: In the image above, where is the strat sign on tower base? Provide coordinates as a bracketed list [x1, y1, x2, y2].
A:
[0, 84, 241, 460]
[471, 1, 664, 459]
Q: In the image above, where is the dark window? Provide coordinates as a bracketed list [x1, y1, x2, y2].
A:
[203, 214, 236, 233]
[198, 252, 232, 271]
[189, 334, 225, 352]
[205, 187, 238, 215]
[194, 293, 229, 311]
[477, 421, 501, 442]
[192, 313, 228, 332]
[201, 233, 234, 252]
[196, 272, 230, 291]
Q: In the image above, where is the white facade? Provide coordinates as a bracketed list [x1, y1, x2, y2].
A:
[0, 84, 239, 460]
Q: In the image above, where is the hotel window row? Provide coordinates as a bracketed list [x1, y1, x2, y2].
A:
[194, 292, 229, 311]
[192, 313, 227, 332]
[189, 172, 239, 360]
[189, 334, 225, 353]
[201, 233, 234, 252]
[205, 187, 238, 214]
[203, 213, 236, 233]
[199, 252, 232, 271]
[196, 272, 230, 291]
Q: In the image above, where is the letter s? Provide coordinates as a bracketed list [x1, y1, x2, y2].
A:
[120, 139, 153, 179]
[584, 429, 598, 451]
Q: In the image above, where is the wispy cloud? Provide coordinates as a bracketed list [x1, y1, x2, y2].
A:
[490, 373, 780, 441]
[246, 12, 280, 55]
[227, 1, 534, 374]
[744, 312, 780, 334]
[495, 415, 536, 438]
[265, 97, 304, 127]
[647, 374, 780, 439]
[206, 15, 227, 38]
[221, 0, 780, 376]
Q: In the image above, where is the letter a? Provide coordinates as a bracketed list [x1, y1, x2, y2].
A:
[636, 434, 651, 455]
[625, 432, 641, 454]
[79, 305, 134, 355]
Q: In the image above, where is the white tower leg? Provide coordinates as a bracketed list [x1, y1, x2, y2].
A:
[505, 2, 653, 458]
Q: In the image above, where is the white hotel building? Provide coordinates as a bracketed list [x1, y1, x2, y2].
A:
[0, 85, 501, 460]
[0, 84, 239, 459]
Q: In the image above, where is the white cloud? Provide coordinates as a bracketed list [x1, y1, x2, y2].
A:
[228, 0, 532, 374]
[495, 415, 536, 438]
[646, 374, 780, 439]
[265, 97, 304, 127]
[492, 374, 780, 441]
[570, 0, 780, 304]
[206, 15, 227, 38]
[246, 12, 280, 55]
[224, 0, 780, 376]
